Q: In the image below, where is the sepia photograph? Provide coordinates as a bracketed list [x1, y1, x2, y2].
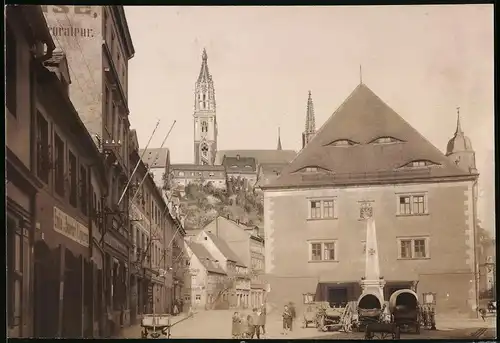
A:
[5, 4, 495, 340]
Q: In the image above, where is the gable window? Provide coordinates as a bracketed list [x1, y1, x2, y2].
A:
[309, 241, 338, 262]
[6, 23, 17, 117]
[304, 167, 317, 172]
[308, 198, 338, 220]
[397, 193, 427, 216]
[80, 165, 88, 215]
[403, 160, 439, 168]
[54, 133, 65, 196]
[36, 112, 50, 183]
[328, 139, 358, 147]
[371, 136, 401, 144]
[68, 151, 78, 207]
[398, 237, 429, 259]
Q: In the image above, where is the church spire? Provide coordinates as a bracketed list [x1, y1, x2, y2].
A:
[194, 48, 216, 112]
[277, 127, 282, 150]
[302, 91, 316, 149]
[455, 106, 463, 135]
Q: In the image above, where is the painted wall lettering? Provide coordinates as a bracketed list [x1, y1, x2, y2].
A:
[53, 207, 90, 247]
[41, 5, 98, 18]
[49, 26, 95, 38]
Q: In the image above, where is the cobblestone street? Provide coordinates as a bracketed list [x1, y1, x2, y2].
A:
[119, 311, 496, 339]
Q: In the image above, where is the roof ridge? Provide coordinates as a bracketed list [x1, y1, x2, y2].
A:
[285, 84, 363, 168]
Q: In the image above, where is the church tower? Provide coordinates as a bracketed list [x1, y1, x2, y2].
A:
[194, 49, 217, 165]
[302, 91, 316, 149]
[446, 107, 477, 174]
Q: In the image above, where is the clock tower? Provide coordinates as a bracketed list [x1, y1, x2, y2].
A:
[193, 49, 218, 165]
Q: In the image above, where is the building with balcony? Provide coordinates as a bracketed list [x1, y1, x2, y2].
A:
[6, 5, 56, 338]
[260, 83, 480, 317]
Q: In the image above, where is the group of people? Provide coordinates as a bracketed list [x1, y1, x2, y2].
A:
[232, 302, 298, 338]
[232, 305, 267, 339]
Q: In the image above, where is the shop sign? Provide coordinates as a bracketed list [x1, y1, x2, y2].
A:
[53, 207, 90, 247]
[105, 234, 128, 255]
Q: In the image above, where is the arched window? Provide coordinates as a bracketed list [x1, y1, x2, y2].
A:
[201, 121, 208, 133]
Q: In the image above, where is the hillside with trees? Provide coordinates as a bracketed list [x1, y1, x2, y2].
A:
[167, 177, 264, 231]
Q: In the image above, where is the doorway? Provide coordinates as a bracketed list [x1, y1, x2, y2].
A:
[327, 287, 348, 307]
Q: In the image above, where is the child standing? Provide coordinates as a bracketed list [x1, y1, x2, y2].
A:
[282, 305, 292, 335]
[232, 312, 242, 338]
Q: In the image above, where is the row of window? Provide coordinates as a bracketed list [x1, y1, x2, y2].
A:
[36, 111, 89, 215]
[103, 7, 128, 92]
[307, 193, 428, 220]
[103, 85, 128, 161]
[308, 237, 429, 262]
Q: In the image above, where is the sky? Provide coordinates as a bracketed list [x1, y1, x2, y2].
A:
[124, 5, 494, 233]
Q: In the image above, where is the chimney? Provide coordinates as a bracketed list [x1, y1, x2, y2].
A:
[236, 154, 240, 160]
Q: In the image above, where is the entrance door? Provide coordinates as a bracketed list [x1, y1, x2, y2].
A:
[327, 287, 348, 307]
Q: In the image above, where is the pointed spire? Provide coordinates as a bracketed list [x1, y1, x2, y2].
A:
[455, 106, 463, 135]
[305, 90, 316, 133]
[360, 65, 363, 84]
[197, 48, 211, 83]
[277, 127, 282, 150]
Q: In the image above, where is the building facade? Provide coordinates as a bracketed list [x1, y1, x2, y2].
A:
[203, 217, 267, 308]
[184, 242, 227, 310]
[261, 84, 480, 317]
[42, 5, 136, 333]
[6, 5, 56, 337]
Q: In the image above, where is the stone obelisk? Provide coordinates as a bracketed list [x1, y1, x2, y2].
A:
[361, 217, 385, 300]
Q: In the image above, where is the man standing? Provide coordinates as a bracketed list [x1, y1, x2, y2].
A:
[249, 308, 261, 339]
[258, 304, 267, 336]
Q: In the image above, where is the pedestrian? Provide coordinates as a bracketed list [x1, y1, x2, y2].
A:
[248, 308, 261, 339]
[232, 311, 243, 338]
[478, 307, 486, 321]
[288, 302, 296, 331]
[282, 305, 292, 335]
[173, 300, 179, 316]
[258, 303, 267, 336]
[179, 298, 185, 313]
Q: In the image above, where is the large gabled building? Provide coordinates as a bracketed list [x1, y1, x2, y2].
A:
[260, 83, 479, 317]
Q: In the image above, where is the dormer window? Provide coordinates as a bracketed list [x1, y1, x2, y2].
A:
[231, 165, 238, 168]
[401, 160, 440, 168]
[245, 165, 252, 168]
[371, 136, 402, 144]
[295, 166, 331, 173]
[326, 139, 359, 147]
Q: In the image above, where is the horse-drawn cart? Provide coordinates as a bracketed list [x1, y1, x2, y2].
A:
[389, 289, 421, 334]
[357, 291, 399, 340]
[141, 311, 194, 339]
[316, 302, 344, 332]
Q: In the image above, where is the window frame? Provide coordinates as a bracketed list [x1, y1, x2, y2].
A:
[308, 240, 338, 262]
[68, 150, 78, 207]
[54, 132, 65, 196]
[79, 164, 88, 215]
[396, 193, 428, 216]
[397, 237, 430, 260]
[36, 111, 50, 183]
[307, 198, 338, 220]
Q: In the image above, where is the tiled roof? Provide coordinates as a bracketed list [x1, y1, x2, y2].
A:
[259, 163, 288, 174]
[265, 84, 475, 189]
[139, 148, 170, 168]
[222, 156, 257, 173]
[188, 242, 226, 275]
[215, 150, 297, 165]
[205, 232, 247, 267]
[170, 164, 225, 172]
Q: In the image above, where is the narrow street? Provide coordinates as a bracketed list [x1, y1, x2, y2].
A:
[119, 310, 496, 339]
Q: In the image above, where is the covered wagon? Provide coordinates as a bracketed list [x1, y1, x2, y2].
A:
[389, 289, 421, 334]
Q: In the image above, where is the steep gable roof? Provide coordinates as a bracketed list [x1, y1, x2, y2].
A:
[264, 84, 476, 189]
[205, 232, 247, 267]
[187, 242, 226, 275]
